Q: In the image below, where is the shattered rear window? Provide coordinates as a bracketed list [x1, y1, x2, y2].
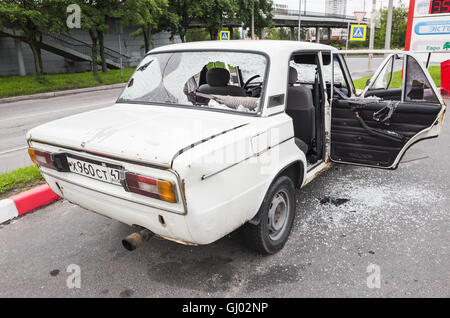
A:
[118, 51, 268, 114]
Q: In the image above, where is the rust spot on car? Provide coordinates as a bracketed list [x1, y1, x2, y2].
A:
[160, 235, 198, 246]
[303, 161, 332, 187]
[180, 179, 187, 203]
[314, 162, 331, 179]
[436, 108, 446, 136]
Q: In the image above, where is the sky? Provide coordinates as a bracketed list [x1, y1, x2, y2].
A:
[275, 0, 410, 17]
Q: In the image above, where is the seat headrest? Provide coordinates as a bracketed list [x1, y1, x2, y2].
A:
[206, 68, 230, 87]
[289, 67, 298, 85]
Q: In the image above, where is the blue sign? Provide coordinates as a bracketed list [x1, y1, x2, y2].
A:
[350, 25, 366, 41]
[414, 20, 450, 35]
[220, 31, 230, 41]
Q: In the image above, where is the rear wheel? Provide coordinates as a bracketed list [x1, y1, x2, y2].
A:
[243, 176, 296, 254]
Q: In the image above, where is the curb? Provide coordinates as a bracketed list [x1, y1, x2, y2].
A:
[0, 83, 127, 104]
[0, 185, 60, 224]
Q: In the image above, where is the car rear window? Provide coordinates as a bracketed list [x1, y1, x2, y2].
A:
[118, 51, 268, 114]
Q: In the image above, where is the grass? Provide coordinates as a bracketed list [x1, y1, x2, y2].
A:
[0, 166, 44, 199]
[0, 68, 134, 99]
[353, 66, 441, 90]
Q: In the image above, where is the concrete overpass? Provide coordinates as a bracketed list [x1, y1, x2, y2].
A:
[215, 7, 368, 42]
[271, 8, 368, 42]
[272, 8, 368, 28]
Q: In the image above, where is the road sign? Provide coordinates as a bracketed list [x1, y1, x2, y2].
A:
[220, 31, 230, 41]
[354, 11, 367, 24]
[350, 25, 367, 41]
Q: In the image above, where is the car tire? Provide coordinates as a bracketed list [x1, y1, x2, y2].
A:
[243, 175, 296, 254]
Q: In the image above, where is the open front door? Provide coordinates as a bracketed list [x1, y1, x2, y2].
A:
[330, 51, 446, 169]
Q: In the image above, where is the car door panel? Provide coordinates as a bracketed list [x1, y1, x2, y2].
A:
[331, 98, 442, 167]
[329, 51, 445, 169]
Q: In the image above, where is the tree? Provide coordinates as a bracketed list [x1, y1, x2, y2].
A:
[71, 0, 115, 76]
[236, 0, 274, 39]
[266, 27, 291, 40]
[196, 0, 237, 40]
[0, 0, 67, 77]
[166, 0, 201, 42]
[185, 28, 210, 42]
[374, 5, 408, 49]
[122, 0, 172, 52]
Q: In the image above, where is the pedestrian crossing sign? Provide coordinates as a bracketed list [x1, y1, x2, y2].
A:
[350, 25, 366, 41]
[220, 31, 230, 41]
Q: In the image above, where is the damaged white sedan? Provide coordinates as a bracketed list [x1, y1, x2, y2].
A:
[27, 41, 446, 254]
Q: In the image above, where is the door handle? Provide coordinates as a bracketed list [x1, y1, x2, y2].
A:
[354, 112, 405, 143]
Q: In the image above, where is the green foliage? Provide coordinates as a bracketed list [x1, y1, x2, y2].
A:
[266, 27, 291, 40]
[122, 0, 167, 29]
[0, 166, 43, 195]
[0, 0, 69, 75]
[232, 27, 241, 39]
[121, 0, 172, 50]
[195, 0, 237, 40]
[165, 0, 273, 41]
[186, 28, 210, 42]
[236, 0, 274, 38]
[165, 0, 200, 42]
[0, 0, 67, 34]
[0, 68, 134, 98]
[374, 5, 408, 49]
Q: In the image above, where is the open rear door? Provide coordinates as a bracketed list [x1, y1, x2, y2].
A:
[330, 51, 446, 169]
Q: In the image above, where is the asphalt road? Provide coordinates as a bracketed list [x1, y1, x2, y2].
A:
[0, 105, 448, 297]
[0, 88, 122, 173]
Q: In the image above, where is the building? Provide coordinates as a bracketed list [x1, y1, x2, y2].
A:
[325, 0, 347, 16]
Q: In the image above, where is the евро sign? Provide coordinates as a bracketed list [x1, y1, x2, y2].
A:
[220, 31, 230, 41]
[350, 25, 367, 41]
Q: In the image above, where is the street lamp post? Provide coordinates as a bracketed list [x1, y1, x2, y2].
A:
[385, 0, 394, 50]
[298, 0, 302, 41]
[368, 0, 376, 71]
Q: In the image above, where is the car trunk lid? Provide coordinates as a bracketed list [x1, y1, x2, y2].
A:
[27, 103, 250, 167]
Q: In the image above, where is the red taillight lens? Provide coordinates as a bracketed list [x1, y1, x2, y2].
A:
[124, 172, 177, 203]
[28, 148, 56, 170]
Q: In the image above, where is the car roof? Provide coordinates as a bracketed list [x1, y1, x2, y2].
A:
[149, 40, 338, 57]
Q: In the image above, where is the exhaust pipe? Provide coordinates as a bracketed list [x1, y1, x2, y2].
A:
[122, 229, 155, 251]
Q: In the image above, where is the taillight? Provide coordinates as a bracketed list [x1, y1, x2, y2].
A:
[124, 172, 177, 203]
[28, 148, 56, 170]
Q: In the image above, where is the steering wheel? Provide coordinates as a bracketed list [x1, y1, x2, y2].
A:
[244, 75, 261, 89]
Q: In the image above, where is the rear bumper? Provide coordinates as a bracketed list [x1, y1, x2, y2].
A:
[42, 171, 196, 245]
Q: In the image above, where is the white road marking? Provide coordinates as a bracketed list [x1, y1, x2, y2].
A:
[0, 102, 112, 124]
[0, 146, 28, 156]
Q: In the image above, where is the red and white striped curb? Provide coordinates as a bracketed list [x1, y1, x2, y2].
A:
[0, 184, 60, 224]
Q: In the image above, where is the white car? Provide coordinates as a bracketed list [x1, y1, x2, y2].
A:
[27, 41, 446, 254]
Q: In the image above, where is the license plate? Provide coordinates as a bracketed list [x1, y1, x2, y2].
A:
[67, 156, 122, 185]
